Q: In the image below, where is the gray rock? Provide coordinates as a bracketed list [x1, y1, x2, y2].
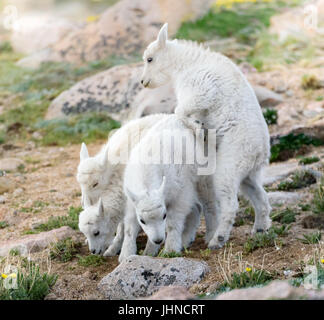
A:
[98, 255, 210, 300]
[215, 280, 324, 300]
[0, 158, 24, 172]
[263, 162, 299, 186]
[268, 191, 305, 206]
[146, 286, 194, 300]
[0, 226, 76, 256]
[253, 85, 283, 107]
[0, 177, 15, 194]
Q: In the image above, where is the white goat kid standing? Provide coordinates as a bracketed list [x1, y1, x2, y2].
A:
[77, 114, 168, 255]
[119, 115, 217, 263]
[141, 24, 272, 249]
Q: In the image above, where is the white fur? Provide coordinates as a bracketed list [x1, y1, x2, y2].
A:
[77, 114, 168, 255]
[119, 115, 217, 263]
[141, 24, 272, 248]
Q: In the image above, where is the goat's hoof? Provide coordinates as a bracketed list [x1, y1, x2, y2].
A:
[218, 235, 224, 242]
[256, 229, 264, 233]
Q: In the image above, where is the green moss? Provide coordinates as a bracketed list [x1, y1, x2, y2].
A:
[35, 113, 120, 146]
[298, 156, 320, 165]
[0, 221, 9, 229]
[301, 74, 323, 90]
[270, 133, 323, 162]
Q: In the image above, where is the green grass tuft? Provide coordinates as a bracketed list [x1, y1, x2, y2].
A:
[0, 221, 9, 229]
[158, 251, 183, 258]
[298, 231, 322, 245]
[313, 179, 324, 214]
[50, 238, 81, 263]
[30, 206, 82, 233]
[277, 171, 317, 191]
[217, 269, 274, 293]
[35, 113, 120, 146]
[271, 208, 298, 224]
[77, 255, 106, 267]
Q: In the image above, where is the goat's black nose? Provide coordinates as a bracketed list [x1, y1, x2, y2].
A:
[91, 249, 96, 254]
[154, 239, 163, 245]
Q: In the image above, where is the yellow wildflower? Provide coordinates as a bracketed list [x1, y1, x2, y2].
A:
[8, 273, 17, 278]
[321, 259, 324, 264]
[246, 267, 252, 272]
[86, 15, 99, 23]
[1, 273, 8, 279]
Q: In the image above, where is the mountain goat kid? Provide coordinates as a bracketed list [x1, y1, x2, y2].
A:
[77, 114, 168, 255]
[140, 23, 272, 249]
[119, 115, 217, 263]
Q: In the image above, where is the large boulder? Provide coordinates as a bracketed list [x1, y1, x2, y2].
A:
[46, 61, 280, 122]
[0, 226, 76, 256]
[215, 280, 324, 300]
[98, 255, 210, 300]
[19, 0, 214, 67]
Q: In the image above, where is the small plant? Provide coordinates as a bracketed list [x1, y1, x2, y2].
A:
[50, 238, 81, 263]
[277, 171, 316, 191]
[263, 108, 278, 125]
[298, 156, 320, 165]
[244, 227, 283, 254]
[301, 74, 323, 90]
[9, 249, 20, 257]
[298, 231, 322, 245]
[77, 255, 106, 267]
[270, 133, 323, 162]
[158, 251, 183, 258]
[271, 208, 298, 224]
[0, 221, 9, 229]
[31, 206, 82, 233]
[313, 179, 324, 214]
[217, 268, 274, 293]
[200, 248, 211, 259]
[0, 265, 57, 300]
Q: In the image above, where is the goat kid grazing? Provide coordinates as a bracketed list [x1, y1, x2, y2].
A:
[119, 115, 217, 263]
[141, 24, 272, 249]
[77, 114, 168, 255]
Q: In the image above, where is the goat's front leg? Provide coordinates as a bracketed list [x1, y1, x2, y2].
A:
[104, 222, 124, 257]
[118, 204, 140, 263]
[163, 202, 189, 253]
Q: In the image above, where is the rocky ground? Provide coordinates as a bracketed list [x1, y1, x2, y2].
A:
[0, 0, 324, 300]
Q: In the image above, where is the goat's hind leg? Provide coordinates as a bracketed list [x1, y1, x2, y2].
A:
[182, 203, 201, 249]
[240, 171, 272, 234]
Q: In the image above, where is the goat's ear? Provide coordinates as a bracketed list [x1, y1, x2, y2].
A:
[83, 194, 92, 208]
[157, 176, 166, 196]
[80, 142, 89, 161]
[125, 187, 140, 205]
[157, 23, 168, 48]
[101, 145, 109, 168]
[98, 198, 104, 217]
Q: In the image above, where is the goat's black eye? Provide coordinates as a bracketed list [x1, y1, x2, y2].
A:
[147, 57, 153, 63]
[140, 219, 146, 225]
[92, 182, 98, 188]
[94, 231, 100, 236]
[163, 213, 167, 220]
